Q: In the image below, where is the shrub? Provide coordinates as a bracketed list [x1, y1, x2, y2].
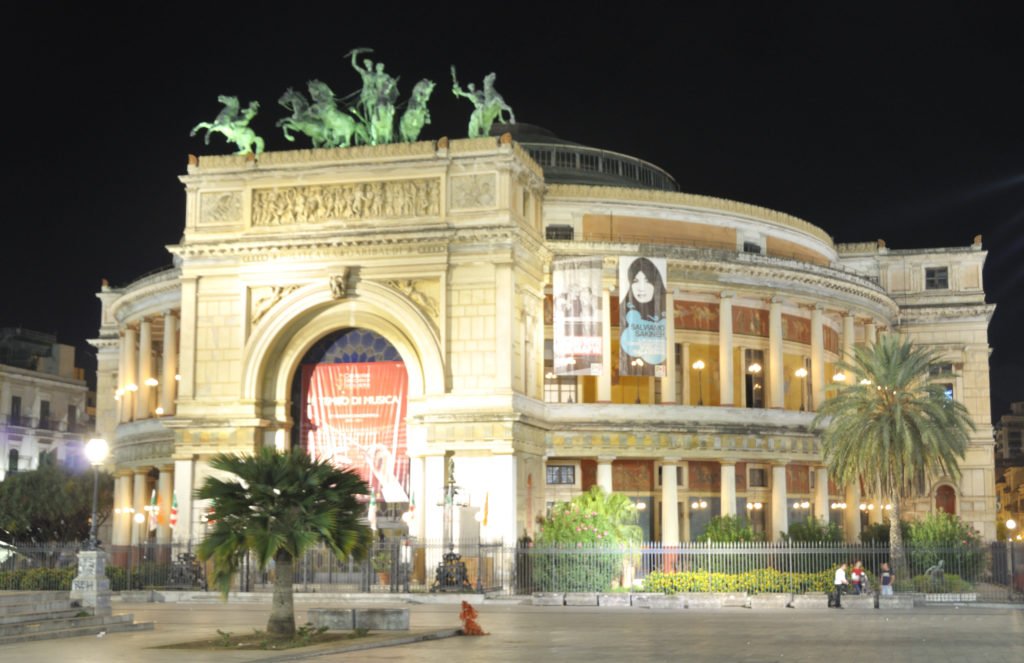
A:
[16, 567, 74, 590]
[782, 516, 842, 543]
[698, 515, 763, 543]
[906, 572, 973, 593]
[859, 520, 910, 544]
[906, 513, 986, 582]
[528, 545, 625, 592]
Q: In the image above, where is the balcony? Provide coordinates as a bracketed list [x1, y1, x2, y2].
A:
[2, 414, 92, 435]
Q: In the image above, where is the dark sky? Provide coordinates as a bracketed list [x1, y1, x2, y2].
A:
[3, 4, 1022, 420]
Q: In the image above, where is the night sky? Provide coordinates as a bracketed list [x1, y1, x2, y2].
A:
[3, 4, 1022, 421]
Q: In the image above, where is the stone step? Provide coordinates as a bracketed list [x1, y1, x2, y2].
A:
[0, 591, 71, 606]
[0, 608, 83, 626]
[0, 619, 153, 645]
[0, 599, 78, 616]
[0, 613, 135, 638]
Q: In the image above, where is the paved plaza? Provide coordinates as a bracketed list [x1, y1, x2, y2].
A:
[1, 599, 1021, 663]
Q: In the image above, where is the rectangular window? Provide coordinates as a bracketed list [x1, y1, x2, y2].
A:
[925, 267, 949, 290]
[940, 383, 954, 401]
[749, 468, 767, 488]
[929, 362, 954, 376]
[67, 405, 77, 433]
[39, 400, 51, 430]
[545, 225, 574, 241]
[742, 241, 762, 254]
[543, 340, 577, 403]
[547, 465, 576, 485]
[10, 396, 21, 426]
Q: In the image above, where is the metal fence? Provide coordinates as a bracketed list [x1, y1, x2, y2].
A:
[2, 539, 1020, 602]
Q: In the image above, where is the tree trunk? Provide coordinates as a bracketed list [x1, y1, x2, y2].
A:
[267, 549, 295, 639]
[889, 500, 908, 585]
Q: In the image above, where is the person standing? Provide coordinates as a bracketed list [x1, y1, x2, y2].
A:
[832, 563, 849, 608]
[850, 560, 866, 595]
[880, 562, 894, 596]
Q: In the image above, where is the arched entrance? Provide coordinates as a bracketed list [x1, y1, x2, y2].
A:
[936, 485, 956, 515]
[290, 328, 410, 508]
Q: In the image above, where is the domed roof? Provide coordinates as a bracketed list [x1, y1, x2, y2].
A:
[490, 123, 678, 192]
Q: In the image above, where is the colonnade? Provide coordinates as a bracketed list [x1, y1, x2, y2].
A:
[585, 289, 882, 409]
[111, 466, 174, 546]
[589, 457, 889, 542]
[115, 311, 179, 422]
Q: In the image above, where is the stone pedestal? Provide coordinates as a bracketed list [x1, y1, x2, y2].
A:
[70, 549, 112, 616]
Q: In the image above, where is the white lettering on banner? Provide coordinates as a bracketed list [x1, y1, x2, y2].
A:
[318, 394, 402, 406]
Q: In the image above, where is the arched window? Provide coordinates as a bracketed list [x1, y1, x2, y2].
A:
[935, 485, 956, 515]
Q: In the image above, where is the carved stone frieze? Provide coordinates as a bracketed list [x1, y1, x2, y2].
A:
[200, 191, 243, 225]
[450, 174, 496, 209]
[250, 285, 301, 326]
[251, 178, 440, 226]
[386, 279, 439, 319]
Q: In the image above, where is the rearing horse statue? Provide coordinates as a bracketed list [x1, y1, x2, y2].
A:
[190, 95, 265, 155]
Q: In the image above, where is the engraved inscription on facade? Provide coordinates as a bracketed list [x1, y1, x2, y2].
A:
[251, 178, 440, 226]
[450, 174, 496, 209]
[200, 191, 243, 225]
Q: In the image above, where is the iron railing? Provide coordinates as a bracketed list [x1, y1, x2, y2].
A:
[2, 539, 1020, 601]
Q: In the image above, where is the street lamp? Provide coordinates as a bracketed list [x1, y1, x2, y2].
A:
[692, 360, 705, 406]
[1008, 518, 1017, 600]
[795, 367, 808, 411]
[83, 438, 108, 551]
[631, 358, 644, 403]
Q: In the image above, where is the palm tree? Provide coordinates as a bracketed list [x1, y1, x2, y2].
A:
[812, 334, 974, 577]
[196, 446, 372, 638]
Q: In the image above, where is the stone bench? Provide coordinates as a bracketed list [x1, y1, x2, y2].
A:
[307, 608, 409, 631]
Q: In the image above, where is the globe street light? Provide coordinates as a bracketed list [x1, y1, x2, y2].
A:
[692, 360, 705, 406]
[83, 438, 108, 551]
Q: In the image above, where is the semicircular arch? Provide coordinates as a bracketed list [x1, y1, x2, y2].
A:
[242, 280, 444, 421]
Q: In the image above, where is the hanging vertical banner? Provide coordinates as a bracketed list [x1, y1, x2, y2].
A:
[552, 255, 603, 375]
[619, 256, 667, 377]
[301, 361, 409, 503]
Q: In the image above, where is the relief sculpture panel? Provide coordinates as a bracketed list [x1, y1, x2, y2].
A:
[251, 178, 440, 226]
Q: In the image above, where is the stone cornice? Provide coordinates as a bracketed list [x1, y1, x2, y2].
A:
[896, 303, 996, 323]
[546, 184, 834, 246]
[107, 270, 182, 323]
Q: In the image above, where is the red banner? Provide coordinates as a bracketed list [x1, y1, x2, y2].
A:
[301, 362, 409, 503]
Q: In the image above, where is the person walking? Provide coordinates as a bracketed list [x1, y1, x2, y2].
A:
[831, 563, 849, 608]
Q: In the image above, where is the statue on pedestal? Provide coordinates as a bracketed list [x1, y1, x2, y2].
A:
[190, 95, 264, 155]
[451, 67, 516, 138]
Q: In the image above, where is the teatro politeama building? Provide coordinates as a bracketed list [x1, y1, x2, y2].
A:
[90, 124, 997, 549]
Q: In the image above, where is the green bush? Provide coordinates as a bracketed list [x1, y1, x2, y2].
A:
[859, 520, 910, 543]
[906, 572, 973, 593]
[783, 516, 842, 543]
[528, 547, 625, 592]
[0, 567, 75, 590]
[643, 566, 836, 595]
[906, 513, 986, 582]
[698, 515, 763, 543]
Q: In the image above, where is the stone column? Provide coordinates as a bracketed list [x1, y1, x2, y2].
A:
[681, 342, 691, 405]
[768, 299, 784, 409]
[810, 306, 824, 411]
[842, 313, 856, 364]
[661, 460, 680, 544]
[132, 470, 148, 545]
[408, 455, 427, 539]
[868, 501, 883, 526]
[814, 467, 830, 523]
[122, 326, 137, 422]
[172, 458, 194, 543]
[116, 330, 128, 423]
[161, 311, 178, 415]
[136, 319, 153, 420]
[771, 464, 788, 542]
[865, 321, 877, 347]
[596, 457, 615, 494]
[113, 473, 133, 546]
[598, 287, 612, 402]
[720, 462, 737, 517]
[718, 293, 734, 406]
[661, 290, 676, 404]
[844, 483, 861, 542]
[156, 467, 173, 545]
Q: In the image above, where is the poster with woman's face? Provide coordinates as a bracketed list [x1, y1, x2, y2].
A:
[619, 256, 667, 377]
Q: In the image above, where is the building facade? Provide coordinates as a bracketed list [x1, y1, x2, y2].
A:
[91, 134, 997, 548]
[1, 328, 93, 481]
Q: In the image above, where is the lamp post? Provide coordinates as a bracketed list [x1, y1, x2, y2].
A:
[1008, 518, 1017, 600]
[631, 358, 644, 403]
[692, 360, 705, 406]
[84, 438, 108, 551]
[795, 367, 808, 411]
